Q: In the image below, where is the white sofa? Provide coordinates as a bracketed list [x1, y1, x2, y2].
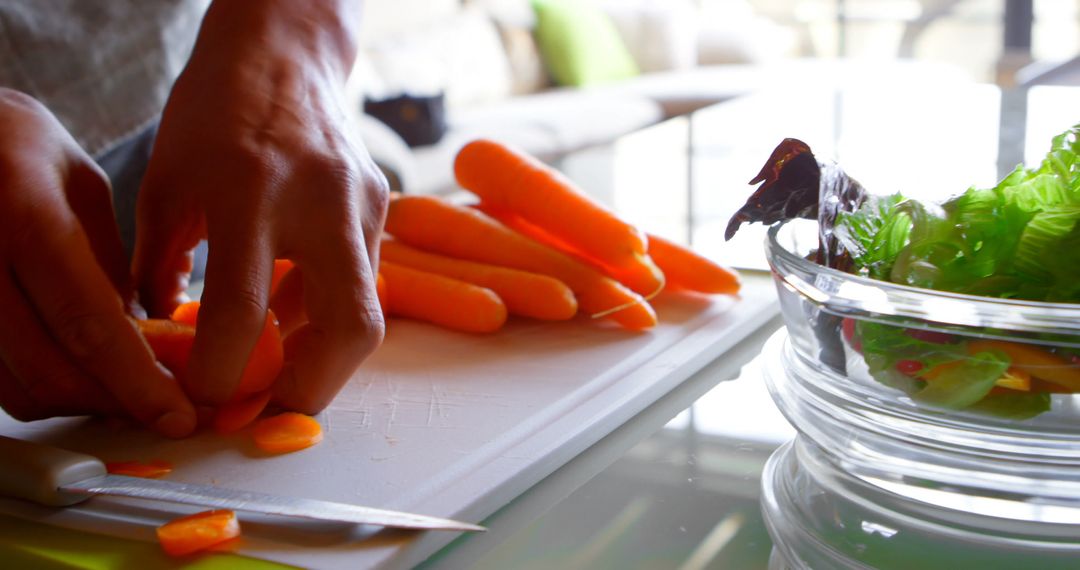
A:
[348, 0, 972, 196]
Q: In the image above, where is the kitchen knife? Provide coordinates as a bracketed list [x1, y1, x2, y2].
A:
[0, 435, 485, 532]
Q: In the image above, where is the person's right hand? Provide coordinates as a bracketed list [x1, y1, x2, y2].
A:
[0, 89, 196, 437]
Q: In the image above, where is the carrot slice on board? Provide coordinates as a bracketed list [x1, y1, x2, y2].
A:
[136, 319, 195, 379]
[380, 238, 577, 321]
[156, 509, 241, 557]
[252, 412, 324, 454]
[380, 261, 508, 333]
[105, 460, 174, 479]
[385, 195, 656, 330]
[646, 233, 741, 295]
[213, 390, 273, 434]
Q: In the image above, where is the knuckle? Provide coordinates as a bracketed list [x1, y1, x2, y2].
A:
[339, 304, 386, 355]
[201, 292, 268, 336]
[52, 307, 115, 360]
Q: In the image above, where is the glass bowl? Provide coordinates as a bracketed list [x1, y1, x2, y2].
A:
[761, 436, 1080, 570]
[762, 219, 1080, 522]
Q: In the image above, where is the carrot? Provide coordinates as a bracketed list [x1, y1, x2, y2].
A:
[251, 412, 324, 454]
[213, 390, 273, 434]
[170, 301, 200, 326]
[646, 233, 741, 295]
[105, 459, 174, 479]
[163, 301, 284, 400]
[454, 139, 650, 271]
[270, 259, 295, 296]
[156, 509, 241, 557]
[136, 319, 195, 379]
[381, 238, 577, 321]
[476, 204, 664, 297]
[967, 340, 1080, 391]
[380, 261, 508, 333]
[385, 195, 656, 330]
[376, 271, 388, 313]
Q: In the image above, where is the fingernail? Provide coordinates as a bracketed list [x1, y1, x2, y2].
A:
[155, 411, 197, 438]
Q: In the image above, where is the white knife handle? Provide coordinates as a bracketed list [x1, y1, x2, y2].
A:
[0, 435, 105, 506]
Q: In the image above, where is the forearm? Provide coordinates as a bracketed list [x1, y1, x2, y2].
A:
[192, 0, 363, 85]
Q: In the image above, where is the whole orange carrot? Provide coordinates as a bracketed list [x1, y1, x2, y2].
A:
[454, 139, 662, 291]
[477, 203, 664, 297]
[385, 195, 657, 330]
[381, 238, 578, 321]
[646, 233, 741, 295]
[380, 261, 508, 333]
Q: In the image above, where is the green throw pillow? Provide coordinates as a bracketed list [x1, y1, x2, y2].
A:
[532, 0, 640, 87]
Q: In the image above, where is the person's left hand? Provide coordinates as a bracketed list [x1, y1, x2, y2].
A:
[133, 1, 388, 414]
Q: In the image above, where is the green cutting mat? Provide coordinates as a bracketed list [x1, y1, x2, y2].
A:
[0, 514, 296, 570]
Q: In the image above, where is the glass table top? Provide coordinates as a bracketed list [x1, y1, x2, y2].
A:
[427, 78, 1080, 569]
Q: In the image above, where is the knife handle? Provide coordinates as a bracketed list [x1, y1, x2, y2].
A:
[0, 435, 105, 506]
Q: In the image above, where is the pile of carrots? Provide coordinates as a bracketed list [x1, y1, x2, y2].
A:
[129, 138, 739, 557]
[377, 139, 741, 334]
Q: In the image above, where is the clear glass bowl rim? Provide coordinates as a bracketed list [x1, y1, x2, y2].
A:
[765, 220, 1080, 339]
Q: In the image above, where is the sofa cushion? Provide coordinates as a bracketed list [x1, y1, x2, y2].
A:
[361, 8, 514, 109]
[405, 90, 662, 195]
[600, 0, 699, 73]
[532, 0, 640, 87]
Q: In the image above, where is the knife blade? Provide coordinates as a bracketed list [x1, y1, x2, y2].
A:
[0, 435, 484, 532]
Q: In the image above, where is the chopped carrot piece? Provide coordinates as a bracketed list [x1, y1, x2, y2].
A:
[136, 319, 195, 379]
[170, 301, 200, 327]
[162, 301, 284, 400]
[156, 509, 241, 557]
[105, 459, 174, 479]
[213, 390, 273, 434]
[271, 259, 295, 296]
[252, 412, 324, 454]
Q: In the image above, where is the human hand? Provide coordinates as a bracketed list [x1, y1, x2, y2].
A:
[0, 89, 196, 437]
[133, 0, 387, 414]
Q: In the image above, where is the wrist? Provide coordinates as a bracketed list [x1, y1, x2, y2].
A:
[195, 0, 362, 84]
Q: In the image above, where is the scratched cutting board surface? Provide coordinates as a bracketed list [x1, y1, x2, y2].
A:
[0, 274, 778, 569]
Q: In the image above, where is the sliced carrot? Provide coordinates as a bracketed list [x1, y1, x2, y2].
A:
[156, 509, 241, 557]
[136, 319, 195, 379]
[454, 139, 649, 270]
[380, 261, 508, 333]
[270, 259, 295, 296]
[163, 302, 284, 400]
[376, 271, 388, 313]
[646, 233, 741, 295]
[385, 195, 656, 330]
[213, 390, 273, 434]
[170, 301, 200, 327]
[252, 412, 324, 454]
[105, 459, 174, 479]
[476, 204, 664, 297]
[381, 238, 577, 321]
[967, 340, 1080, 391]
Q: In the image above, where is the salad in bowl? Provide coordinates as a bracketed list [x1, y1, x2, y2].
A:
[733, 124, 1080, 421]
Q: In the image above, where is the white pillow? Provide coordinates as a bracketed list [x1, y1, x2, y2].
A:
[600, 0, 699, 73]
[362, 8, 514, 109]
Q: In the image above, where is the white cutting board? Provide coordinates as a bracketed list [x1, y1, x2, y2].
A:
[0, 273, 778, 569]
